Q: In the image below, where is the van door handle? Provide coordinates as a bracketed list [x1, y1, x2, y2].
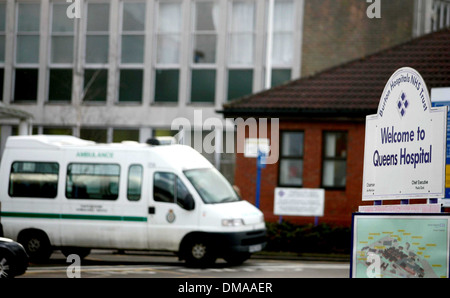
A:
[148, 207, 155, 214]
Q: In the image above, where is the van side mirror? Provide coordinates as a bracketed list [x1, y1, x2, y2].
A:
[178, 194, 195, 211]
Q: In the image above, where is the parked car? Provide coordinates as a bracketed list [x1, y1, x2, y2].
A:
[0, 237, 29, 278]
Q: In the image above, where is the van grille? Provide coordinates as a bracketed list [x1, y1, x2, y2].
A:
[242, 236, 266, 246]
[241, 230, 266, 246]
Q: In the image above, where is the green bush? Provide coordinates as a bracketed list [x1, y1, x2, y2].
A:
[265, 221, 351, 255]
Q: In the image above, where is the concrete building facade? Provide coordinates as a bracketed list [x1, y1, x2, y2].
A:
[0, 0, 448, 183]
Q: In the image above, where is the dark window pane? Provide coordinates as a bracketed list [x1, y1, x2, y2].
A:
[43, 127, 72, 135]
[193, 34, 216, 63]
[66, 163, 119, 200]
[87, 3, 109, 32]
[127, 164, 143, 201]
[119, 69, 143, 102]
[121, 35, 144, 63]
[322, 131, 348, 188]
[14, 68, 38, 101]
[83, 69, 107, 102]
[80, 128, 107, 143]
[113, 129, 139, 142]
[271, 69, 291, 87]
[191, 69, 215, 103]
[154, 172, 175, 203]
[281, 132, 303, 157]
[153, 129, 177, 137]
[9, 162, 59, 198]
[0, 68, 4, 101]
[324, 132, 348, 158]
[322, 160, 347, 188]
[227, 69, 253, 101]
[122, 2, 145, 31]
[0, 36, 5, 63]
[49, 69, 72, 101]
[154, 69, 179, 102]
[279, 159, 303, 186]
[0, 3, 5, 32]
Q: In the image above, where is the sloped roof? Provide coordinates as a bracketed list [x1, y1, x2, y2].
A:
[221, 28, 450, 118]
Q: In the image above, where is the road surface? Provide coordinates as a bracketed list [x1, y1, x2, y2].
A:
[19, 250, 350, 278]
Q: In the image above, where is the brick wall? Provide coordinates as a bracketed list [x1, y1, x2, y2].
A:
[234, 119, 368, 227]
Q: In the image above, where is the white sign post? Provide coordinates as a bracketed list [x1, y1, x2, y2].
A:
[353, 68, 449, 279]
[362, 67, 447, 201]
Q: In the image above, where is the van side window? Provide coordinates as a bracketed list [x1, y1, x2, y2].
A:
[153, 172, 191, 208]
[9, 162, 59, 198]
[66, 163, 120, 200]
[154, 172, 175, 203]
[127, 164, 143, 201]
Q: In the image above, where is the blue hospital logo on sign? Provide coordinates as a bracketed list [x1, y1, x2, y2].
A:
[397, 91, 409, 118]
[362, 67, 448, 201]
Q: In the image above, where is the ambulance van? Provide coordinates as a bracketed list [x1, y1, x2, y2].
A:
[0, 135, 266, 267]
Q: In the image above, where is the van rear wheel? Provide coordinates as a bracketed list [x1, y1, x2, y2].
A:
[183, 238, 216, 268]
[18, 230, 52, 263]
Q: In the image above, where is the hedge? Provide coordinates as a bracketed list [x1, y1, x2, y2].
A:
[264, 221, 352, 255]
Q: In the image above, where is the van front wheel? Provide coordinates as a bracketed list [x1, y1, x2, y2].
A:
[183, 238, 216, 268]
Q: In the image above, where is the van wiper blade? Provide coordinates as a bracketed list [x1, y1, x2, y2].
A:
[217, 197, 238, 203]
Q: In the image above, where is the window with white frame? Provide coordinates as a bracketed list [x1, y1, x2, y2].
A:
[322, 131, 348, 188]
[119, 1, 145, 103]
[83, 2, 109, 102]
[48, 2, 74, 102]
[190, 1, 218, 103]
[14, 2, 40, 102]
[227, 0, 255, 101]
[0, 2, 5, 101]
[266, 0, 294, 88]
[278, 131, 304, 187]
[154, 1, 182, 103]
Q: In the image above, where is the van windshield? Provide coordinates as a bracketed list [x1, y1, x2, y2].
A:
[184, 168, 240, 204]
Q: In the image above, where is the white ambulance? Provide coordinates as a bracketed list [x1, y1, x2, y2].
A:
[0, 135, 266, 267]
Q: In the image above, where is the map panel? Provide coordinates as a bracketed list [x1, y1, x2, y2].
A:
[352, 214, 450, 278]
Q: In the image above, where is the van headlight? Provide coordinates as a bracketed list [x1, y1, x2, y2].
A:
[222, 218, 245, 226]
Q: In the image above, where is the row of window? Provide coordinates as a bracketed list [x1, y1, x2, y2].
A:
[0, 0, 296, 103]
[8, 161, 190, 208]
[279, 131, 348, 189]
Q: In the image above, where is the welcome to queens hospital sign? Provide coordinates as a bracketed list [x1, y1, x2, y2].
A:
[362, 67, 448, 201]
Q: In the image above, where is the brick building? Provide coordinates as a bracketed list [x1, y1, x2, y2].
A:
[221, 28, 450, 227]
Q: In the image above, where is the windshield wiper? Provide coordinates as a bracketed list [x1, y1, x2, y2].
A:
[217, 196, 238, 203]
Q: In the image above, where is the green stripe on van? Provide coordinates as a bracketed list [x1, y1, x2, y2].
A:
[0, 212, 147, 222]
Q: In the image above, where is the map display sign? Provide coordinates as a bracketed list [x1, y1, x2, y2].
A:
[362, 67, 447, 201]
[351, 213, 450, 278]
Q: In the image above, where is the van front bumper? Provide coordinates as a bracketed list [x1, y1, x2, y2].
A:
[212, 229, 267, 256]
